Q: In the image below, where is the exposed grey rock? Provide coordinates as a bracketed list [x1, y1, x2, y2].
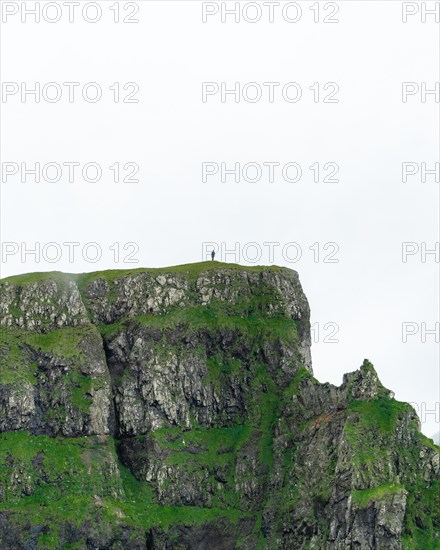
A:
[0, 277, 90, 332]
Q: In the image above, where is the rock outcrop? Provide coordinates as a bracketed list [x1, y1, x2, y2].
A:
[0, 262, 438, 549]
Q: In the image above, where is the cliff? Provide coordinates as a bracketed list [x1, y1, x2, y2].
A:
[0, 262, 438, 549]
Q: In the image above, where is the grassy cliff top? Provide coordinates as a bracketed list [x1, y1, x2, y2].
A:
[0, 261, 289, 287]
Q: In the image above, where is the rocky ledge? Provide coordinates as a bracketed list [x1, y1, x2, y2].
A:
[0, 262, 438, 549]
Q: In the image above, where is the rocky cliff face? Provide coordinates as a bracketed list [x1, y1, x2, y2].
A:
[0, 263, 438, 549]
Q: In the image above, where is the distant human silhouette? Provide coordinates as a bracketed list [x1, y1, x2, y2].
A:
[211, 250, 215, 261]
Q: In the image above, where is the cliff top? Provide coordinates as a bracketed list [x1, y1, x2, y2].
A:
[0, 261, 290, 286]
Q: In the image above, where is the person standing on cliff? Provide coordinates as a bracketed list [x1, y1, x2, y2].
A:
[211, 250, 215, 261]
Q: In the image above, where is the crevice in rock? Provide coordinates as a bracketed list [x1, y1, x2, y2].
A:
[100, 337, 122, 441]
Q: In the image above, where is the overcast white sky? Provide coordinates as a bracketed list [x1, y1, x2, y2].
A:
[0, 0, 439, 436]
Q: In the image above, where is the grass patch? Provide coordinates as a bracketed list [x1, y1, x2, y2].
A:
[347, 398, 411, 436]
[351, 482, 404, 508]
[0, 329, 37, 386]
[98, 306, 299, 347]
[283, 366, 316, 397]
[0, 271, 73, 286]
[0, 325, 107, 417]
